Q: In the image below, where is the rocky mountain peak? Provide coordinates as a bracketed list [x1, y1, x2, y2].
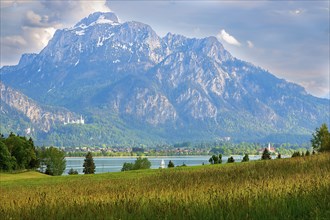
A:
[74, 12, 119, 28]
[0, 11, 328, 145]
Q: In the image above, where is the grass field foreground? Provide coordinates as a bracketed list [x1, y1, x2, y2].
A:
[1, 153, 329, 219]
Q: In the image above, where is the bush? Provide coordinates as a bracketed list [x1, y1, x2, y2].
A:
[68, 168, 79, 175]
[209, 154, 222, 164]
[227, 156, 235, 163]
[133, 157, 151, 170]
[121, 162, 134, 171]
[292, 151, 301, 158]
[121, 157, 151, 171]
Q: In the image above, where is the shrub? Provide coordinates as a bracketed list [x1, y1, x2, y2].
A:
[292, 151, 301, 158]
[68, 168, 79, 175]
[121, 162, 134, 171]
[121, 157, 151, 171]
[227, 156, 235, 163]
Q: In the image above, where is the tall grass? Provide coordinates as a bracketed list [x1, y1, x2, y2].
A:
[1, 153, 329, 219]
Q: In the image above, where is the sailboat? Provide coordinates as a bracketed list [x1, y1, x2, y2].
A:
[160, 159, 165, 169]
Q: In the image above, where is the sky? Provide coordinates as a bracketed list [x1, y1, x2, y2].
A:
[0, 0, 329, 98]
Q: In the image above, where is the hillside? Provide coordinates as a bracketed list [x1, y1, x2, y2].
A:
[1, 12, 329, 146]
[1, 153, 329, 219]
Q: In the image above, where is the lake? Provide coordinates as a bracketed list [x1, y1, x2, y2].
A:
[64, 155, 271, 175]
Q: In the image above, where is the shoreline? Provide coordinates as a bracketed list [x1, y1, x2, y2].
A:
[65, 154, 286, 158]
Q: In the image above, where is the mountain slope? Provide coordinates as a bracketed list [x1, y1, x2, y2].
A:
[0, 12, 329, 145]
[0, 81, 82, 135]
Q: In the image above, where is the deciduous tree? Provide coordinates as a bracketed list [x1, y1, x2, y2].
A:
[39, 147, 66, 176]
[121, 162, 133, 171]
[133, 157, 151, 170]
[311, 123, 330, 152]
[0, 141, 16, 171]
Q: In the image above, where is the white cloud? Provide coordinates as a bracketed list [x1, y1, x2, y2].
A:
[289, 9, 303, 15]
[216, 29, 241, 46]
[1, 0, 111, 66]
[247, 40, 254, 48]
[1, 35, 27, 47]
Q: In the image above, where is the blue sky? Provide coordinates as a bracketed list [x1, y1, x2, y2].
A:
[1, 0, 329, 98]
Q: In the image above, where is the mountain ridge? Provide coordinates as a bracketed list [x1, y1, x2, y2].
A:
[1, 12, 328, 146]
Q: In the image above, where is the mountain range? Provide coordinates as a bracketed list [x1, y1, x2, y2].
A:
[1, 12, 329, 146]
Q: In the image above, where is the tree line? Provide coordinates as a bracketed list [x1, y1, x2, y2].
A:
[1, 123, 329, 175]
[0, 132, 66, 175]
[0, 132, 97, 176]
[207, 123, 330, 164]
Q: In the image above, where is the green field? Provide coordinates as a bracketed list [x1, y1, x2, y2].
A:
[1, 153, 329, 220]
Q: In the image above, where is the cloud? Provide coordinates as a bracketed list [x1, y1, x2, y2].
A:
[247, 40, 254, 48]
[289, 9, 304, 15]
[24, 10, 50, 27]
[216, 29, 241, 46]
[1, 35, 27, 47]
[0, 0, 111, 66]
[300, 79, 330, 99]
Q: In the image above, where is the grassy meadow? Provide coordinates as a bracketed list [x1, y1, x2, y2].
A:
[1, 153, 329, 219]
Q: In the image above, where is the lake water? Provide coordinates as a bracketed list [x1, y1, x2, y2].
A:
[64, 155, 270, 175]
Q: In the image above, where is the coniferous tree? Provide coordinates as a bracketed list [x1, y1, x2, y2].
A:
[218, 154, 223, 164]
[261, 148, 271, 160]
[83, 152, 95, 174]
[242, 154, 249, 162]
[277, 153, 282, 159]
[168, 160, 175, 168]
[305, 150, 311, 156]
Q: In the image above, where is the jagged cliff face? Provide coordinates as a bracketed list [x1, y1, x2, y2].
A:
[0, 82, 79, 133]
[0, 12, 329, 145]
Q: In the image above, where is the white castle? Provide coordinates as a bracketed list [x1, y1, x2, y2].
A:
[64, 115, 85, 125]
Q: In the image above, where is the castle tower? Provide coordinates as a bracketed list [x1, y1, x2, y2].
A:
[80, 115, 84, 124]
